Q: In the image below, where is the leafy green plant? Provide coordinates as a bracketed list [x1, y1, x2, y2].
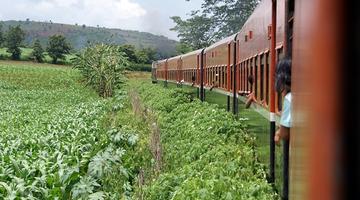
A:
[130, 81, 278, 199]
[72, 44, 129, 98]
[0, 63, 138, 199]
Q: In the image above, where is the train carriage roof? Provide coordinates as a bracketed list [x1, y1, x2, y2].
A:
[167, 55, 182, 62]
[181, 49, 203, 59]
[205, 34, 237, 53]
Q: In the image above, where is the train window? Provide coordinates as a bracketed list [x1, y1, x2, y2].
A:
[250, 59, 253, 92]
[268, 25, 272, 40]
[223, 66, 226, 89]
[241, 62, 245, 91]
[246, 60, 249, 92]
[260, 55, 264, 100]
[255, 57, 258, 98]
[239, 63, 242, 91]
[243, 62, 246, 92]
[266, 52, 270, 104]
[230, 65, 233, 91]
[245, 35, 248, 42]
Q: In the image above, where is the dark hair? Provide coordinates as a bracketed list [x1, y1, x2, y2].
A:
[275, 58, 291, 93]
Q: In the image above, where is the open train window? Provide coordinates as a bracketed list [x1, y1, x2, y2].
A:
[230, 65, 233, 91]
[266, 52, 270, 104]
[246, 60, 249, 92]
[240, 63, 243, 91]
[250, 59, 253, 92]
[255, 57, 258, 98]
[244, 61, 247, 91]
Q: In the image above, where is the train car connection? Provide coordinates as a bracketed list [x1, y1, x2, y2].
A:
[151, 61, 158, 83]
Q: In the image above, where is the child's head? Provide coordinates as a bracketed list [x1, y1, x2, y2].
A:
[275, 58, 292, 93]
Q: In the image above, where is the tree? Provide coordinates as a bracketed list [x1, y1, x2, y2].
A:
[0, 24, 4, 47]
[142, 47, 157, 63]
[32, 39, 44, 63]
[171, 0, 259, 49]
[135, 50, 149, 64]
[135, 47, 157, 64]
[119, 44, 137, 63]
[47, 35, 71, 64]
[5, 25, 25, 60]
[176, 42, 193, 54]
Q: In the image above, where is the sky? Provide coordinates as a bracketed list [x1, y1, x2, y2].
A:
[0, 0, 203, 40]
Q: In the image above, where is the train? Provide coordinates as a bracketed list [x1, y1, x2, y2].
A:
[152, 0, 359, 200]
[152, 0, 286, 118]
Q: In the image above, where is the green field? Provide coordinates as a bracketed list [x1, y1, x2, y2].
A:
[0, 62, 279, 199]
[0, 61, 141, 198]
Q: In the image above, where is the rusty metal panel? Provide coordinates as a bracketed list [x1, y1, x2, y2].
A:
[290, 0, 343, 199]
[167, 56, 181, 70]
[156, 59, 167, 79]
[182, 49, 202, 70]
[205, 34, 236, 68]
[237, 0, 285, 61]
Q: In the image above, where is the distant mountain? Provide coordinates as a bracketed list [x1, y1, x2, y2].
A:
[0, 20, 177, 58]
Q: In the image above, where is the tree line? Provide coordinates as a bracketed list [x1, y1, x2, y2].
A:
[0, 24, 158, 66]
[0, 24, 71, 64]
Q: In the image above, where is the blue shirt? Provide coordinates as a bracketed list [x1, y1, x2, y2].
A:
[280, 92, 292, 128]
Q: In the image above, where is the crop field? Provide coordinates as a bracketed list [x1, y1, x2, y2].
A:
[0, 61, 140, 199]
[0, 61, 278, 199]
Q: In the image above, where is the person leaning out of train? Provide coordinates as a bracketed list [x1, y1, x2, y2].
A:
[274, 58, 292, 144]
[245, 75, 256, 108]
[191, 75, 196, 87]
[209, 74, 219, 91]
[243, 75, 267, 108]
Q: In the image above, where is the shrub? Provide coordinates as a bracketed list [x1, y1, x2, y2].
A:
[72, 44, 129, 98]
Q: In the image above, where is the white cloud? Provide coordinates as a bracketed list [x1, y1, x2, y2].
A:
[0, 0, 203, 40]
[1, 0, 147, 30]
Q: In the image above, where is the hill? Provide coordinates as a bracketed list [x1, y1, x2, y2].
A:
[0, 20, 177, 58]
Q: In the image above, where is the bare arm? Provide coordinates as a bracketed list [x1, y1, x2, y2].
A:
[274, 125, 290, 145]
[245, 92, 257, 109]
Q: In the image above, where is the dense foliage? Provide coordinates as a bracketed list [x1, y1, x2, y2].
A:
[171, 0, 259, 49]
[5, 25, 25, 60]
[72, 44, 129, 98]
[47, 35, 71, 64]
[0, 61, 278, 199]
[0, 62, 144, 199]
[31, 39, 44, 63]
[0, 24, 4, 47]
[132, 82, 278, 199]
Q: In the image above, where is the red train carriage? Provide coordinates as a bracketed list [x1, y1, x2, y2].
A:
[236, 0, 285, 114]
[181, 49, 203, 85]
[166, 56, 182, 83]
[152, 0, 359, 199]
[155, 59, 167, 81]
[204, 34, 236, 91]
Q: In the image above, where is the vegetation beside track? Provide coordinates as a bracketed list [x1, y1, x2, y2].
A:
[131, 81, 278, 199]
